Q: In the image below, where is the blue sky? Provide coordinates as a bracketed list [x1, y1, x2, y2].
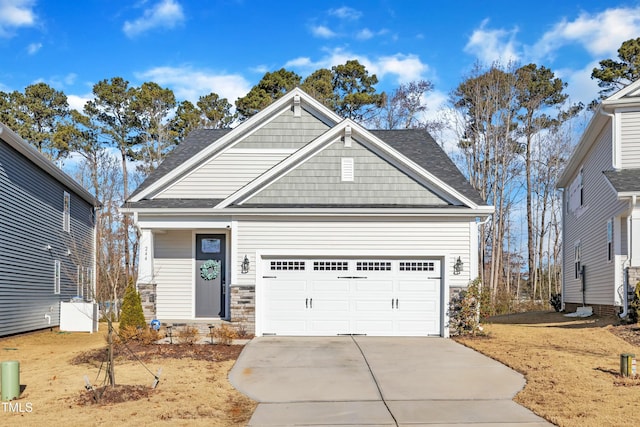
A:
[1, 0, 640, 117]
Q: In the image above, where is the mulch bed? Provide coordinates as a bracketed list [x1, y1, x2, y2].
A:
[76, 384, 154, 406]
[609, 323, 640, 347]
[72, 342, 244, 365]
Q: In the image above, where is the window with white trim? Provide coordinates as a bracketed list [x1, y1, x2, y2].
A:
[54, 260, 61, 294]
[574, 242, 581, 280]
[607, 218, 613, 262]
[63, 192, 70, 232]
[578, 168, 584, 207]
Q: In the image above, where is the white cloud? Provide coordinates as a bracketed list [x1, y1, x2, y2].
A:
[0, 0, 36, 37]
[310, 25, 337, 39]
[531, 7, 640, 61]
[135, 66, 251, 104]
[285, 48, 429, 86]
[26, 41, 41, 54]
[356, 28, 374, 40]
[464, 19, 520, 64]
[123, 0, 185, 38]
[376, 54, 428, 83]
[67, 93, 93, 112]
[329, 6, 362, 20]
[554, 61, 602, 107]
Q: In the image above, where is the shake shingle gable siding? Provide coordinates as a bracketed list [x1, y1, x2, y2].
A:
[130, 127, 483, 207]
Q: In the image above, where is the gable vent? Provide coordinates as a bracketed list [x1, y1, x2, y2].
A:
[341, 158, 354, 181]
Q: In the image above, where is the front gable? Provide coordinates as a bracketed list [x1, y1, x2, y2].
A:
[241, 137, 450, 206]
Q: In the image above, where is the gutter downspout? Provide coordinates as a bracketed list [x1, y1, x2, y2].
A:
[620, 196, 635, 318]
[476, 216, 491, 324]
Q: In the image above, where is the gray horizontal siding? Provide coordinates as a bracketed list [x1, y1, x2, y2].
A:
[154, 230, 193, 319]
[246, 139, 449, 205]
[236, 217, 473, 289]
[621, 111, 640, 168]
[562, 124, 627, 306]
[236, 107, 330, 149]
[157, 149, 289, 199]
[1, 139, 94, 336]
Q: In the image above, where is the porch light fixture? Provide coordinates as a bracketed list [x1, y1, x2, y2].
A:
[453, 257, 463, 275]
[241, 255, 250, 274]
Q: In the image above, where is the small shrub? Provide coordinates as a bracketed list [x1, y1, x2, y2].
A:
[629, 282, 640, 323]
[449, 278, 482, 336]
[118, 324, 160, 344]
[176, 326, 200, 345]
[212, 323, 238, 345]
[549, 293, 562, 312]
[119, 284, 146, 330]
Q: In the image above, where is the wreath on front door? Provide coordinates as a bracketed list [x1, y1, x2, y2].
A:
[200, 259, 220, 280]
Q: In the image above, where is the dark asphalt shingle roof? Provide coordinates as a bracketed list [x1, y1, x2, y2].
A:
[127, 127, 486, 208]
[123, 199, 225, 209]
[604, 169, 640, 193]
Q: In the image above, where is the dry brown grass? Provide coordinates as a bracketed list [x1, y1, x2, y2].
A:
[0, 326, 256, 426]
[455, 311, 640, 427]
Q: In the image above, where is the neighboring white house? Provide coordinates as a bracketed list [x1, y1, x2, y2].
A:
[123, 88, 493, 337]
[557, 79, 640, 317]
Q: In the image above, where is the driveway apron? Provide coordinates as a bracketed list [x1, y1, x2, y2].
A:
[229, 336, 553, 426]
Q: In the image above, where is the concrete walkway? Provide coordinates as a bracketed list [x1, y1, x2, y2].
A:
[230, 336, 553, 426]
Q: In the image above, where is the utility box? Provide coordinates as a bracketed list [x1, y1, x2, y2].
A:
[620, 353, 636, 377]
[60, 302, 99, 333]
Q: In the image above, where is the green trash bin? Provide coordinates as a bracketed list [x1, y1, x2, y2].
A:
[1, 360, 20, 401]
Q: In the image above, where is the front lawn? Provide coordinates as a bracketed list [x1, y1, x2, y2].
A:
[455, 311, 640, 427]
[0, 327, 256, 426]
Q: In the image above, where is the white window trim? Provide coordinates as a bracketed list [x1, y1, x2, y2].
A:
[54, 260, 61, 294]
[574, 241, 581, 280]
[607, 218, 613, 263]
[63, 191, 70, 232]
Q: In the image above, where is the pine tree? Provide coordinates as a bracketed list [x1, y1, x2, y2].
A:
[119, 284, 146, 330]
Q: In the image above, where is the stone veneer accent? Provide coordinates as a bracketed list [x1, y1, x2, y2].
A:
[230, 285, 256, 335]
[138, 282, 157, 321]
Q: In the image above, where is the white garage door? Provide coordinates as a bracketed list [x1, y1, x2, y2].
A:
[261, 258, 441, 336]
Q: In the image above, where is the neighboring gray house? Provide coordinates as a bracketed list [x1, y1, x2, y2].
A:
[123, 88, 493, 337]
[558, 79, 640, 317]
[0, 122, 98, 336]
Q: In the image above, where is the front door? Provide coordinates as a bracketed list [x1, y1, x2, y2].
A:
[195, 234, 226, 318]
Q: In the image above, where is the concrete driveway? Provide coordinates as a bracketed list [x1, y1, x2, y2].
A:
[230, 336, 553, 426]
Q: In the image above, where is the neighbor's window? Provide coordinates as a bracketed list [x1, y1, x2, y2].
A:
[574, 242, 581, 280]
[578, 169, 584, 207]
[63, 192, 70, 232]
[54, 260, 61, 294]
[607, 218, 613, 262]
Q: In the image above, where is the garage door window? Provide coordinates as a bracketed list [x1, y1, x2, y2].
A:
[399, 261, 435, 271]
[270, 261, 306, 270]
[356, 261, 391, 271]
[313, 261, 348, 271]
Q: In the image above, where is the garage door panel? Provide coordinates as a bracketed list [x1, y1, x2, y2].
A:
[262, 258, 442, 336]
